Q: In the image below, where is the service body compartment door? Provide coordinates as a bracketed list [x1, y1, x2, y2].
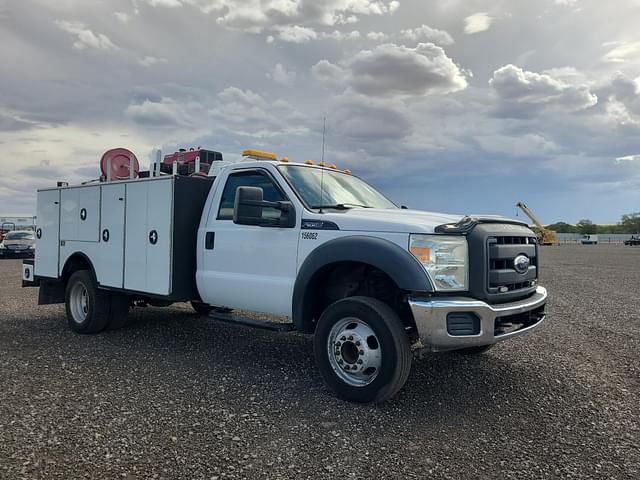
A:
[77, 187, 100, 241]
[124, 177, 173, 295]
[60, 186, 100, 242]
[99, 183, 125, 288]
[124, 181, 148, 292]
[145, 179, 172, 295]
[34, 190, 60, 278]
[59, 188, 79, 241]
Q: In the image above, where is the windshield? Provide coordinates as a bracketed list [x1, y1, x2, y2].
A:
[278, 165, 396, 210]
[5, 231, 34, 240]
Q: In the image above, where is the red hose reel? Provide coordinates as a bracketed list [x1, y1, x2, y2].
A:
[100, 148, 140, 181]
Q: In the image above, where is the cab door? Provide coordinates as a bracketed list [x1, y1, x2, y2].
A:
[198, 168, 299, 316]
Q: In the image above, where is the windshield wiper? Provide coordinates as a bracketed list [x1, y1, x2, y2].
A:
[311, 203, 371, 210]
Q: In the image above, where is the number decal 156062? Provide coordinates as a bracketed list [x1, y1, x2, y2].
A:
[301, 232, 318, 240]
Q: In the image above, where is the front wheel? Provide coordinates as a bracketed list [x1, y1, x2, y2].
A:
[313, 296, 412, 403]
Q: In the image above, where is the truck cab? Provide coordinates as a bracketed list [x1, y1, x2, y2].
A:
[24, 149, 548, 403]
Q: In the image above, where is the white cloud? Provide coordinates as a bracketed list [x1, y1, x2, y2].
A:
[463, 12, 493, 34]
[321, 30, 361, 41]
[367, 31, 387, 40]
[141, 0, 400, 32]
[399, 25, 454, 45]
[125, 97, 195, 126]
[275, 25, 318, 43]
[603, 41, 640, 63]
[314, 43, 468, 97]
[311, 60, 346, 88]
[114, 12, 131, 23]
[555, 0, 579, 5]
[144, 0, 183, 6]
[55, 20, 119, 51]
[266, 63, 296, 86]
[138, 56, 168, 67]
[490, 64, 598, 115]
[124, 87, 309, 139]
[615, 154, 640, 162]
[365, 25, 454, 46]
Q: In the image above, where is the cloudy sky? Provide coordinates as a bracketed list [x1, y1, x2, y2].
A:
[1, 0, 640, 223]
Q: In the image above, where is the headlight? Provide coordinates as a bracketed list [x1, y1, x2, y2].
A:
[409, 234, 468, 291]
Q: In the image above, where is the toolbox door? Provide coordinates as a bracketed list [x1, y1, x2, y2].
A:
[124, 181, 148, 292]
[34, 189, 60, 278]
[99, 183, 125, 288]
[145, 178, 172, 295]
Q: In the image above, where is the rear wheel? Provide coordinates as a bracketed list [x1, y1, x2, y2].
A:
[65, 270, 112, 334]
[313, 296, 412, 403]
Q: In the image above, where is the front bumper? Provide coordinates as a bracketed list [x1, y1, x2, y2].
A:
[0, 250, 34, 257]
[409, 286, 547, 351]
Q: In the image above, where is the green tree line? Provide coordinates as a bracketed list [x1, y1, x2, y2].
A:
[546, 213, 640, 235]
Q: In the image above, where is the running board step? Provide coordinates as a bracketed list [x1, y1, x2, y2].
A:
[209, 312, 295, 332]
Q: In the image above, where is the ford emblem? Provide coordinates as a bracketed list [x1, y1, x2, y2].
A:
[513, 254, 530, 274]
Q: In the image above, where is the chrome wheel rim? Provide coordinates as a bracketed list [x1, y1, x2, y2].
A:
[327, 317, 382, 387]
[69, 281, 89, 324]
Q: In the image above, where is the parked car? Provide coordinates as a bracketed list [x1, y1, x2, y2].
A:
[624, 235, 640, 246]
[581, 234, 598, 245]
[0, 230, 35, 258]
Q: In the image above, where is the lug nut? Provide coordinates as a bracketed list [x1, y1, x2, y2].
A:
[348, 336, 353, 341]
[355, 341, 361, 346]
[338, 359, 343, 364]
[335, 341, 341, 347]
[359, 350, 364, 355]
[344, 365, 350, 370]
[357, 359, 363, 364]
[341, 336, 346, 341]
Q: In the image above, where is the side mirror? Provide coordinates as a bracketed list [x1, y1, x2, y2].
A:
[233, 186, 296, 228]
[233, 186, 264, 226]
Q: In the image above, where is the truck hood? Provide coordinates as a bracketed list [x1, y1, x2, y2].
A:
[318, 208, 521, 234]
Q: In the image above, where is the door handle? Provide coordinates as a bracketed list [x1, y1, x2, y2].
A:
[205, 232, 215, 250]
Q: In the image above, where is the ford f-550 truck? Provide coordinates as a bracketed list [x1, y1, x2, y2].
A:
[22, 148, 547, 403]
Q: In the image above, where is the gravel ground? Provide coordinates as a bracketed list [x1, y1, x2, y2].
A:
[1, 244, 639, 479]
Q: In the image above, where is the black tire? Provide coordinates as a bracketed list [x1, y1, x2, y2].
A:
[313, 296, 412, 403]
[106, 292, 130, 330]
[191, 301, 214, 315]
[454, 344, 494, 355]
[65, 270, 112, 334]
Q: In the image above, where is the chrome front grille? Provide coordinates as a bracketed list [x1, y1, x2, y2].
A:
[487, 236, 538, 295]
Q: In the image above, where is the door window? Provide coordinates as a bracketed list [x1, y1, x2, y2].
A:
[217, 171, 286, 220]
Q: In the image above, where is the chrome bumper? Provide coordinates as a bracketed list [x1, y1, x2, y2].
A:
[408, 286, 547, 352]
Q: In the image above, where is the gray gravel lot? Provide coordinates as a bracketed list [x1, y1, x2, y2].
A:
[1, 244, 639, 479]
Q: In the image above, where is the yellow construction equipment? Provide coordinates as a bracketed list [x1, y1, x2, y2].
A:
[516, 202, 559, 246]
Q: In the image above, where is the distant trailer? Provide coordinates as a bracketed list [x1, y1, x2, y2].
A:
[581, 234, 598, 245]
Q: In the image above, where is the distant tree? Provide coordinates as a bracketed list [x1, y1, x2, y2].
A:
[546, 222, 578, 233]
[619, 213, 640, 234]
[576, 219, 598, 235]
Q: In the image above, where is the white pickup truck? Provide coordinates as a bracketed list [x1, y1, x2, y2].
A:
[23, 149, 547, 403]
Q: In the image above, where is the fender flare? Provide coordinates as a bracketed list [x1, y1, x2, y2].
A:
[61, 251, 97, 282]
[292, 235, 433, 332]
